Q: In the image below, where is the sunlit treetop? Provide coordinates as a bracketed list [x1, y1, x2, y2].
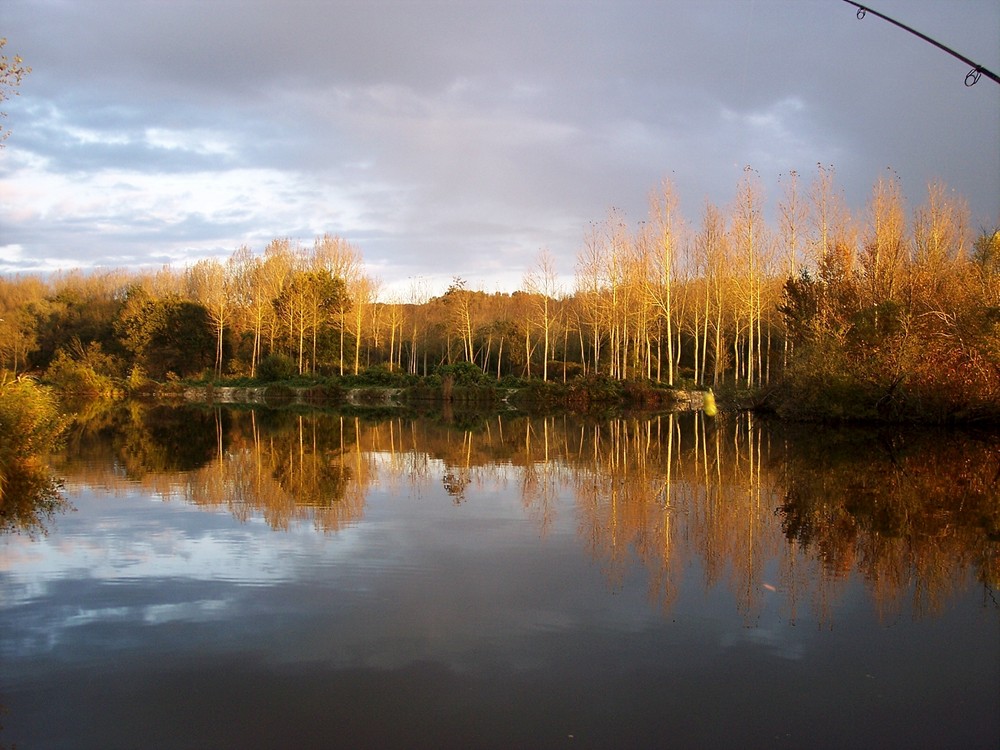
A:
[0, 37, 30, 146]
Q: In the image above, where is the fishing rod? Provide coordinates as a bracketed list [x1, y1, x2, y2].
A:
[842, 1, 999, 87]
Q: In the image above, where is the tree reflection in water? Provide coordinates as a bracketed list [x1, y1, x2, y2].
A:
[0, 458, 66, 537]
[0, 378, 70, 537]
[775, 425, 1000, 618]
[53, 404, 999, 621]
[56, 402, 366, 532]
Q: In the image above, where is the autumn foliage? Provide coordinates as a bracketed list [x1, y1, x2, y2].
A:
[0, 375, 66, 532]
[0, 167, 997, 422]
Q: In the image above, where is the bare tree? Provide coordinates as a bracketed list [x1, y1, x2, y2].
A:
[860, 170, 907, 312]
[313, 234, 363, 374]
[731, 167, 769, 388]
[777, 170, 807, 371]
[645, 180, 685, 385]
[523, 249, 562, 381]
[186, 259, 232, 377]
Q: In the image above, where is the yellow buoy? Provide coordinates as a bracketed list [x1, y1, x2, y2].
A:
[703, 389, 718, 417]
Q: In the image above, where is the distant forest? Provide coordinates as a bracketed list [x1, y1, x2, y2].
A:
[1, 165, 998, 421]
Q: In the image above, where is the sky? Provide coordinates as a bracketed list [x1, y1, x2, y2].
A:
[1, 0, 998, 297]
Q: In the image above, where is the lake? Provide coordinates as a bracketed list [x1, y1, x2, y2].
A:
[1, 404, 997, 749]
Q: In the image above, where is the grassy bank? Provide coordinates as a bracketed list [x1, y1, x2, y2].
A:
[32, 351, 1000, 425]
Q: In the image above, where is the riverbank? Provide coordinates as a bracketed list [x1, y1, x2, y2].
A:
[171, 377, 708, 413]
[15, 361, 1000, 426]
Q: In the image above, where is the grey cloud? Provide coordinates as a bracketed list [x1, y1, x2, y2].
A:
[1, 0, 997, 288]
[11, 125, 234, 176]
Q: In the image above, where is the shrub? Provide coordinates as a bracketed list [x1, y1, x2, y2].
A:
[0, 375, 68, 523]
[257, 353, 297, 382]
[559, 362, 585, 381]
[771, 353, 880, 422]
[357, 365, 399, 386]
[566, 375, 623, 408]
[435, 361, 491, 387]
[0, 376, 65, 464]
[44, 350, 115, 396]
[498, 375, 528, 388]
[125, 365, 158, 397]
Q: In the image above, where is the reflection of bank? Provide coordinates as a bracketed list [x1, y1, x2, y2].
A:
[775, 425, 1000, 618]
[0, 377, 69, 536]
[52, 405, 1000, 622]
[183, 412, 370, 532]
[570, 411, 780, 621]
[53, 404, 370, 533]
[0, 457, 67, 536]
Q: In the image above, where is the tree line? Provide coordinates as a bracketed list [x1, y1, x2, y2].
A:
[1, 165, 997, 419]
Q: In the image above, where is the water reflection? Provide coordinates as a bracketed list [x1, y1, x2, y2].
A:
[776, 426, 1000, 617]
[0, 381, 69, 538]
[51, 404, 999, 622]
[0, 458, 66, 537]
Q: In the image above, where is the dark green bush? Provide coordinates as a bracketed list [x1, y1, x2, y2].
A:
[257, 354, 297, 382]
[498, 375, 528, 388]
[435, 361, 491, 387]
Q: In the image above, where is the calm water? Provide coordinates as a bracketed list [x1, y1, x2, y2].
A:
[1, 404, 997, 749]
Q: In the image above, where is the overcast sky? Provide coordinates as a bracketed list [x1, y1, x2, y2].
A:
[1, 0, 998, 296]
